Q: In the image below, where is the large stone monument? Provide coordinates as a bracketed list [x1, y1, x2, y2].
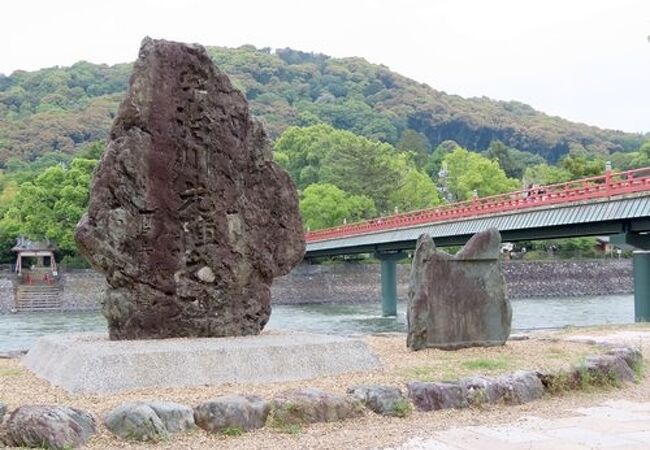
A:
[75, 37, 305, 339]
[407, 228, 511, 350]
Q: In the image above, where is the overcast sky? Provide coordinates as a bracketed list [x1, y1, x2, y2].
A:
[1, 0, 648, 133]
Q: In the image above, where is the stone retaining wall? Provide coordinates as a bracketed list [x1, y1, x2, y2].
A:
[272, 259, 633, 305]
[503, 259, 632, 298]
[0, 259, 635, 313]
[59, 270, 106, 311]
[0, 271, 14, 313]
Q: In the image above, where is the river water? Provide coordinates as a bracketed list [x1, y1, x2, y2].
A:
[0, 294, 634, 352]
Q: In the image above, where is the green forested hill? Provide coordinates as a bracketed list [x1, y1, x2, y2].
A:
[0, 45, 646, 165]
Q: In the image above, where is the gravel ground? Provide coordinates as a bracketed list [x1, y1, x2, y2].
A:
[1, 326, 649, 450]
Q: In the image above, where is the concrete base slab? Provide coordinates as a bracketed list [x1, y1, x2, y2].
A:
[22, 330, 381, 394]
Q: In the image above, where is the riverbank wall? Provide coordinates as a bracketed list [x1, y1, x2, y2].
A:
[273, 259, 633, 305]
[0, 259, 634, 313]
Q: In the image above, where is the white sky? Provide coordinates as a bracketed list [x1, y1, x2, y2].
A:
[1, 0, 648, 133]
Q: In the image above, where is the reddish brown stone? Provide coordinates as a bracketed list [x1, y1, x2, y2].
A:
[75, 38, 304, 339]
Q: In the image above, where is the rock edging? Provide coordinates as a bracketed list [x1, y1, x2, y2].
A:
[0, 346, 642, 447]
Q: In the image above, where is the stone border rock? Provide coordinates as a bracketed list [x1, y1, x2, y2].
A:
[104, 401, 195, 442]
[1, 345, 642, 446]
[0, 405, 96, 449]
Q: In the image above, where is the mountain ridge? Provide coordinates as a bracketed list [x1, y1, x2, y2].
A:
[0, 44, 646, 164]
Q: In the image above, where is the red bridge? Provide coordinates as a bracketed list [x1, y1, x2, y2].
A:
[303, 167, 650, 319]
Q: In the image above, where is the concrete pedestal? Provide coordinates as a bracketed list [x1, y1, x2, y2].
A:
[22, 331, 381, 394]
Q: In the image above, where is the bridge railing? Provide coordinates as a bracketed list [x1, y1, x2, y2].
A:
[305, 166, 650, 243]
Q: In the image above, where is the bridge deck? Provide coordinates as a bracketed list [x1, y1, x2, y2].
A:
[305, 168, 650, 257]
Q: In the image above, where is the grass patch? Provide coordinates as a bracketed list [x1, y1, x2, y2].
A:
[578, 366, 621, 391]
[266, 403, 305, 435]
[0, 367, 22, 377]
[630, 360, 644, 382]
[408, 366, 435, 382]
[390, 399, 412, 418]
[544, 370, 576, 395]
[461, 358, 509, 371]
[545, 364, 624, 395]
[220, 426, 244, 437]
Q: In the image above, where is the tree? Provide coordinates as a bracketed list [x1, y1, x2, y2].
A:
[442, 147, 520, 200]
[560, 153, 606, 178]
[397, 129, 430, 166]
[299, 183, 376, 230]
[273, 124, 342, 189]
[523, 163, 572, 186]
[319, 137, 409, 212]
[274, 124, 411, 212]
[424, 140, 460, 180]
[0, 156, 97, 256]
[389, 169, 441, 212]
[483, 140, 545, 179]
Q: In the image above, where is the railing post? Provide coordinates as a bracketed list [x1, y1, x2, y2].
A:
[605, 161, 612, 196]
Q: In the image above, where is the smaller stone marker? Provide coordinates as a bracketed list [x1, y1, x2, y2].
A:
[407, 228, 512, 350]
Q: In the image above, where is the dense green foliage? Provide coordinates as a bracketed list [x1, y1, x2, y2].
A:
[1, 45, 647, 166]
[441, 147, 520, 201]
[0, 45, 648, 261]
[0, 62, 129, 162]
[300, 184, 376, 230]
[0, 143, 100, 262]
[275, 124, 439, 222]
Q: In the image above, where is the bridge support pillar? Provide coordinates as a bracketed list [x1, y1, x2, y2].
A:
[612, 233, 650, 322]
[376, 252, 405, 317]
[634, 251, 650, 322]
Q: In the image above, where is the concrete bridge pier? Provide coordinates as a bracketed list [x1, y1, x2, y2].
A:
[376, 251, 405, 317]
[612, 233, 650, 322]
[634, 251, 650, 322]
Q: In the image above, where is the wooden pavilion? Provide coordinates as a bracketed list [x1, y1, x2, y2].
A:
[12, 237, 58, 282]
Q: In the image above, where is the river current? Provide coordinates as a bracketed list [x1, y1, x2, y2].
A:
[0, 294, 633, 352]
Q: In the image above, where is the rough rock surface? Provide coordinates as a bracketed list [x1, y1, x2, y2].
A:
[104, 401, 194, 441]
[496, 371, 545, 405]
[407, 382, 469, 411]
[0, 402, 6, 422]
[194, 395, 270, 433]
[270, 388, 364, 426]
[2, 405, 96, 449]
[347, 385, 409, 417]
[407, 229, 512, 350]
[146, 401, 195, 433]
[458, 376, 504, 405]
[606, 347, 642, 370]
[75, 37, 304, 340]
[585, 355, 636, 384]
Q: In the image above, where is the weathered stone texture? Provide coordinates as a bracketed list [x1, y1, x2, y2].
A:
[407, 382, 468, 411]
[194, 395, 270, 433]
[104, 401, 194, 441]
[270, 388, 364, 426]
[75, 38, 304, 339]
[2, 405, 96, 449]
[347, 384, 409, 417]
[104, 403, 167, 442]
[407, 229, 512, 350]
